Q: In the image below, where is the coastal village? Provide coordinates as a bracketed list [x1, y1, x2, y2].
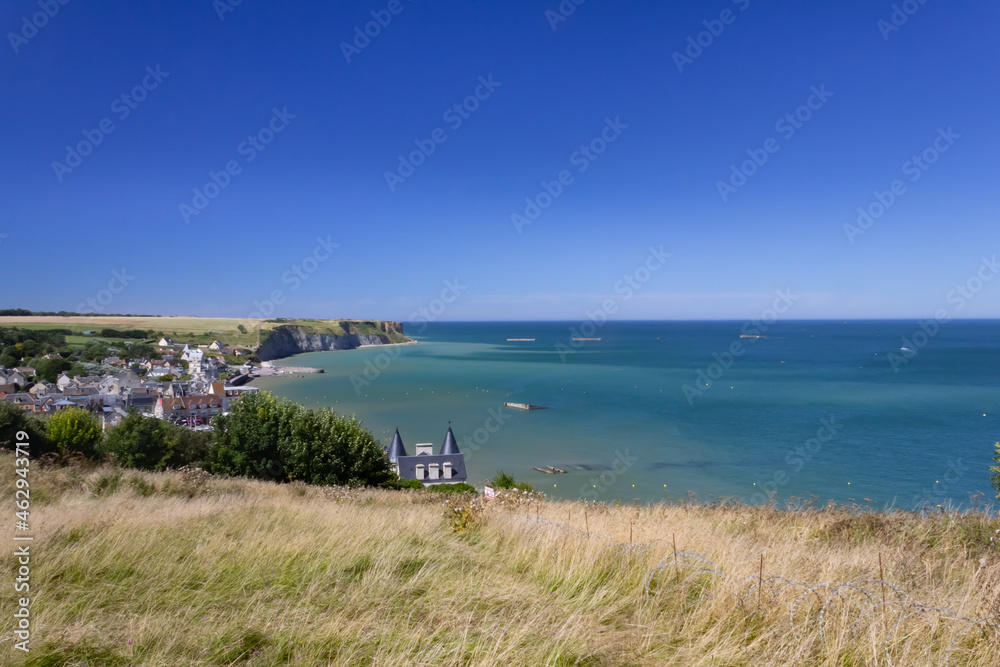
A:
[0, 324, 469, 486]
[0, 337, 270, 429]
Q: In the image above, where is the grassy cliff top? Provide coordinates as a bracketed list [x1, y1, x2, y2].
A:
[4, 453, 998, 666]
[261, 318, 410, 343]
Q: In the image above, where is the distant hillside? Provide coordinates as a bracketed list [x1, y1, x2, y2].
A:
[0, 315, 410, 351]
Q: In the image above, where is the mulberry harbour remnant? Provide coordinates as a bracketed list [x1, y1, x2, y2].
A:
[505, 402, 547, 410]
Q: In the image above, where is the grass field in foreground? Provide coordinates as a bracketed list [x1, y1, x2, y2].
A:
[1, 453, 998, 666]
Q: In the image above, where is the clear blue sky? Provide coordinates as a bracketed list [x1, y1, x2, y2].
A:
[2, 0, 998, 322]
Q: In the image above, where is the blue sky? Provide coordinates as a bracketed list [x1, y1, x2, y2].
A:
[2, 0, 998, 322]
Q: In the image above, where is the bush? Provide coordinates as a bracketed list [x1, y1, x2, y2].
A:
[104, 410, 167, 470]
[105, 410, 213, 471]
[34, 357, 71, 383]
[0, 402, 54, 457]
[490, 470, 533, 492]
[382, 477, 425, 490]
[279, 407, 393, 487]
[209, 391, 392, 487]
[209, 391, 289, 480]
[100, 329, 146, 339]
[446, 496, 487, 534]
[127, 475, 156, 497]
[163, 423, 212, 469]
[91, 471, 122, 496]
[427, 482, 477, 494]
[48, 407, 102, 460]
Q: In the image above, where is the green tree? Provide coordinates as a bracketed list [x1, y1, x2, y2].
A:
[990, 441, 1000, 503]
[163, 422, 212, 468]
[103, 409, 168, 470]
[281, 408, 393, 486]
[105, 410, 212, 471]
[0, 403, 53, 456]
[209, 391, 392, 486]
[128, 343, 158, 360]
[210, 391, 289, 479]
[34, 357, 71, 383]
[81, 342, 110, 363]
[48, 407, 102, 460]
[20, 339, 39, 358]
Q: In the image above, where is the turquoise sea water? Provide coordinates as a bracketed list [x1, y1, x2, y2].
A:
[253, 321, 1000, 509]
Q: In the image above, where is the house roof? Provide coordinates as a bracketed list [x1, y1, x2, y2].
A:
[441, 426, 460, 455]
[159, 395, 223, 410]
[396, 453, 467, 483]
[387, 428, 408, 463]
[64, 386, 98, 396]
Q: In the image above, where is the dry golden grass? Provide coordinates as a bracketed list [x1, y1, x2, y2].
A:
[1, 452, 998, 666]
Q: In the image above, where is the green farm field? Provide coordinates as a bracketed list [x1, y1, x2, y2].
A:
[0, 316, 260, 346]
[0, 316, 407, 348]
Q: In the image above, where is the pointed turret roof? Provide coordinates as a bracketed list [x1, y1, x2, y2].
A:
[441, 424, 460, 455]
[387, 428, 408, 463]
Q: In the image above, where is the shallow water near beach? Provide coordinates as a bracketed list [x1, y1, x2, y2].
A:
[253, 321, 1000, 509]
